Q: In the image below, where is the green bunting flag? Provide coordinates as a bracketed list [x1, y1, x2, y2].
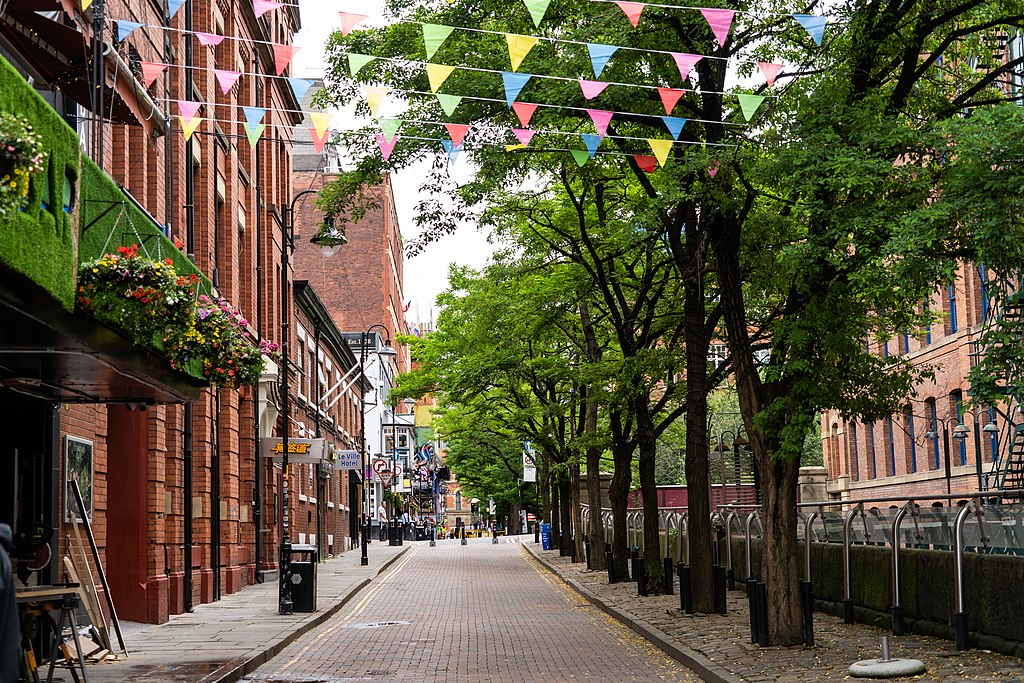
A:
[737, 93, 766, 121]
[378, 118, 403, 143]
[571, 149, 591, 167]
[523, 0, 552, 27]
[348, 53, 376, 77]
[436, 94, 463, 117]
[422, 24, 455, 60]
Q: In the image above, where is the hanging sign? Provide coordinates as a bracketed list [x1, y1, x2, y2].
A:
[259, 438, 325, 464]
[335, 450, 361, 470]
[523, 449, 537, 482]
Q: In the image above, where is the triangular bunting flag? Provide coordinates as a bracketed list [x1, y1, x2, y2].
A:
[587, 44, 618, 78]
[117, 20, 144, 42]
[360, 86, 390, 118]
[701, 8, 735, 48]
[82, 0, 93, 11]
[505, 34, 538, 71]
[708, 160, 720, 177]
[348, 53, 376, 77]
[195, 32, 225, 46]
[571, 150, 591, 167]
[513, 129, 535, 146]
[180, 116, 203, 141]
[586, 109, 613, 139]
[634, 155, 657, 173]
[140, 61, 167, 88]
[273, 43, 300, 76]
[177, 100, 202, 124]
[512, 102, 538, 126]
[244, 123, 266, 147]
[375, 133, 398, 161]
[523, 0, 552, 27]
[581, 134, 601, 158]
[436, 94, 463, 117]
[579, 80, 609, 100]
[215, 70, 241, 95]
[310, 112, 333, 138]
[661, 116, 687, 140]
[506, 144, 526, 152]
[502, 72, 532, 106]
[289, 77, 315, 102]
[242, 106, 266, 130]
[445, 123, 470, 147]
[737, 93, 766, 121]
[426, 64, 456, 93]
[167, 0, 186, 19]
[309, 127, 331, 154]
[441, 139, 463, 163]
[793, 14, 826, 46]
[253, 0, 282, 19]
[757, 62, 784, 87]
[658, 88, 686, 115]
[422, 24, 455, 59]
[671, 53, 702, 82]
[648, 139, 673, 167]
[379, 118, 402, 143]
[340, 12, 369, 37]
[615, 2, 645, 27]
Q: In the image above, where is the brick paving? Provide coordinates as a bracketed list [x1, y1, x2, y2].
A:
[240, 537, 701, 683]
[527, 543, 1024, 682]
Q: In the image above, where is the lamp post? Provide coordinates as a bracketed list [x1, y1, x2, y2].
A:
[278, 190, 340, 615]
[359, 325, 398, 565]
[948, 410, 999, 492]
[924, 418, 970, 496]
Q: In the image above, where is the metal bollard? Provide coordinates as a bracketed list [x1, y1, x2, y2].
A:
[663, 557, 674, 595]
[636, 556, 647, 596]
[800, 579, 814, 646]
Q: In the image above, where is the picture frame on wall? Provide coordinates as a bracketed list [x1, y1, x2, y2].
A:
[64, 435, 93, 522]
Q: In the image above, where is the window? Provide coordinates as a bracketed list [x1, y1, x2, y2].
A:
[923, 300, 932, 345]
[906, 409, 917, 473]
[883, 340, 889, 358]
[902, 330, 911, 355]
[928, 399, 939, 469]
[867, 422, 877, 479]
[886, 417, 896, 476]
[978, 265, 990, 321]
[987, 407, 999, 462]
[952, 391, 966, 465]
[948, 285, 958, 333]
[850, 423, 860, 481]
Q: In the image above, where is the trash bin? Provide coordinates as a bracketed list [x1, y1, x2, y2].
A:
[287, 543, 318, 612]
[415, 525, 426, 541]
[389, 522, 403, 546]
[540, 523, 552, 550]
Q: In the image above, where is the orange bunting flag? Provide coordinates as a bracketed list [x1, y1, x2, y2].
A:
[512, 102, 538, 126]
[634, 155, 657, 173]
[310, 127, 331, 154]
[757, 62, 784, 87]
[140, 62, 167, 87]
[445, 123, 470, 146]
[273, 43, 300, 76]
[340, 12, 369, 37]
[658, 88, 685, 115]
[615, 1, 645, 27]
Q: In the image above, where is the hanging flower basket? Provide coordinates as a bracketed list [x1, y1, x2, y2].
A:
[0, 112, 46, 216]
[77, 244, 199, 345]
[163, 295, 276, 389]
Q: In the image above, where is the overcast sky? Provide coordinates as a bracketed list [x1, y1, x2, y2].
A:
[292, 1, 494, 325]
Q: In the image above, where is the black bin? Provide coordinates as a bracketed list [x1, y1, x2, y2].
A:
[288, 543, 318, 612]
[388, 522, 403, 546]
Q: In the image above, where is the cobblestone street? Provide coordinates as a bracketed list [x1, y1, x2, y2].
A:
[240, 538, 701, 683]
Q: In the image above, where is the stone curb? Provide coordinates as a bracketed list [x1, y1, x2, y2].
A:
[523, 543, 746, 683]
[203, 547, 411, 683]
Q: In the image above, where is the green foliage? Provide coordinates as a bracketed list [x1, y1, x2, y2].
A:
[0, 112, 47, 216]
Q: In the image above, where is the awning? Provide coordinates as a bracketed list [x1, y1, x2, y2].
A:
[0, 272, 202, 405]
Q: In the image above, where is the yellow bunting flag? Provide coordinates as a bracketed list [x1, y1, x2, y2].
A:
[426, 64, 456, 93]
[180, 116, 203, 141]
[310, 112, 333, 138]
[648, 139, 673, 167]
[360, 86, 390, 118]
[505, 34, 538, 71]
[82, 0, 93, 9]
[505, 144, 526, 151]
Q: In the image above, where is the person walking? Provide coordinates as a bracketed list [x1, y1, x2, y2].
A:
[377, 503, 388, 542]
[1, 523, 21, 683]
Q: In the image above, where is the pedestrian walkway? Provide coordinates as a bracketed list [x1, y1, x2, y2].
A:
[526, 543, 1024, 682]
[241, 536, 701, 683]
[83, 541, 408, 683]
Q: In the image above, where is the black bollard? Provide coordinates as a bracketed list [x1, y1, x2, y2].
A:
[680, 563, 693, 614]
[663, 557, 674, 595]
[800, 580, 815, 646]
[843, 597, 854, 624]
[629, 547, 639, 581]
[954, 612, 968, 651]
[584, 537, 592, 569]
[570, 537, 577, 563]
[756, 581, 769, 646]
[606, 550, 616, 583]
[891, 605, 904, 636]
[492, 527, 498, 544]
[713, 565, 727, 615]
[535, 523, 540, 544]
[460, 527, 467, 546]
[727, 566, 735, 592]
[636, 556, 647, 596]
[746, 578, 759, 644]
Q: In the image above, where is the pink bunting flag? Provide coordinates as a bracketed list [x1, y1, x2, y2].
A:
[757, 62, 784, 87]
[513, 129, 535, 146]
[586, 109, 614, 139]
[512, 102, 538, 126]
[253, 0, 282, 18]
[615, 1, 645, 27]
[701, 8, 735, 48]
[375, 133, 398, 161]
[177, 100, 202, 124]
[445, 123, 470, 147]
[671, 53, 702, 82]
[658, 87, 686, 115]
[579, 80, 609, 100]
[140, 61, 166, 88]
[339, 12, 369, 37]
[310, 127, 331, 155]
[195, 32, 225, 46]
[708, 160, 720, 178]
[634, 155, 657, 173]
[214, 70, 241, 94]
[273, 44, 300, 76]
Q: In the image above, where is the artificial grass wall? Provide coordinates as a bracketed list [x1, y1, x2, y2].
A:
[0, 54, 82, 310]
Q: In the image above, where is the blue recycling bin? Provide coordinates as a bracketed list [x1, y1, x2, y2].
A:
[540, 523, 552, 550]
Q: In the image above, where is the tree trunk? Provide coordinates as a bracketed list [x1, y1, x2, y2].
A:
[540, 456, 551, 531]
[580, 303, 606, 571]
[559, 476, 573, 556]
[571, 457, 585, 562]
[608, 412, 632, 581]
[636, 399, 664, 593]
[550, 475, 561, 549]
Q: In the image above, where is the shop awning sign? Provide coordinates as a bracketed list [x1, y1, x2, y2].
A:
[334, 450, 360, 470]
[259, 438, 325, 464]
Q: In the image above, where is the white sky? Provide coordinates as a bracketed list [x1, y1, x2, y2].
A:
[292, 1, 494, 324]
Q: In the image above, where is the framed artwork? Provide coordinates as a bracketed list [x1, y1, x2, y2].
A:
[64, 435, 93, 522]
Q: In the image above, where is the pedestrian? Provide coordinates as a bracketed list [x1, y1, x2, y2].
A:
[400, 509, 411, 540]
[377, 503, 388, 542]
[1, 523, 21, 683]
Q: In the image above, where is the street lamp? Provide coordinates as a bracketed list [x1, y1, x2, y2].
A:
[944, 410, 1000, 492]
[924, 418, 970, 496]
[278, 189, 338, 615]
[359, 325, 398, 565]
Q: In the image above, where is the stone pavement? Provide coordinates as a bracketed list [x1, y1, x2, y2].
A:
[526, 543, 1024, 682]
[82, 541, 408, 683]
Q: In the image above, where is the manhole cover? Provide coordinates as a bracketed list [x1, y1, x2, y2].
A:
[350, 620, 410, 629]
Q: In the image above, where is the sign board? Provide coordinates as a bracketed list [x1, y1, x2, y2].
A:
[371, 458, 390, 475]
[260, 438, 326, 464]
[393, 463, 404, 480]
[523, 449, 537, 483]
[377, 470, 394, 487]
[334, 450, 360, 471]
